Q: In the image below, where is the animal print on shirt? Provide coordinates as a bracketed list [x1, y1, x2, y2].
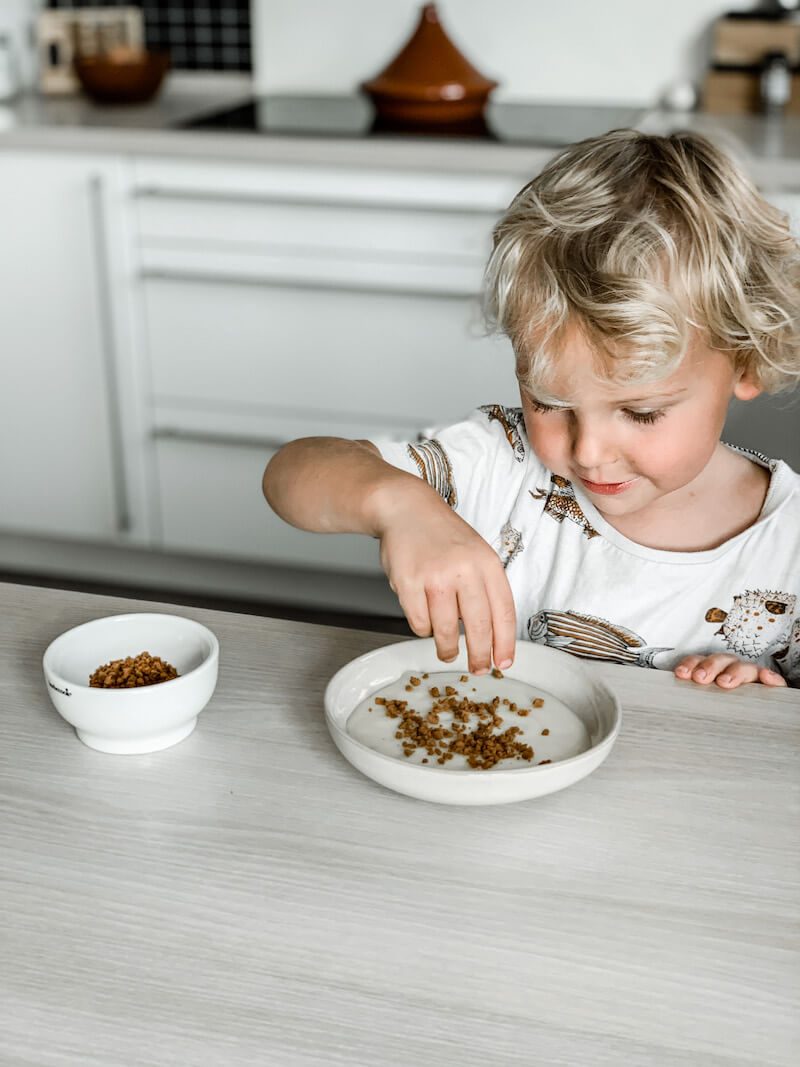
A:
[705, 589, 796, 658]
[773, 618, 800, 683]
[407, 439, 458, 508]
[530, 476, 600, 539]
[497, 521, 524, 568]
[528, 609, 672, 667]
[479, 404, 526, 462]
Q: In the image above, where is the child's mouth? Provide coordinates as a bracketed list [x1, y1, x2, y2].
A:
[579, 477, 638, 496]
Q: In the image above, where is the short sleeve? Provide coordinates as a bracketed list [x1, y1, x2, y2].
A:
[369, 405, 544, 545]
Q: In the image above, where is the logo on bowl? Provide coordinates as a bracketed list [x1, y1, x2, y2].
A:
[48, 681, 72, 697]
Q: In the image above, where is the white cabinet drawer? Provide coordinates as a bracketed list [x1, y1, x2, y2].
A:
[154, 434, 383, 574]
[133, 158, 520, 210]
[137, 194, 497, 261]
[142, 276, 516, 424]
[140, 243, 484, 295]
[134, 158, 518, 260]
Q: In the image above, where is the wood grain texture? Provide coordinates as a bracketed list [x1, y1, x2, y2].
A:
[1, 581, 798, 1067]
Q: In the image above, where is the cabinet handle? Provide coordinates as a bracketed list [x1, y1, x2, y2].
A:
[89, 174, 131, 534]
[153, 427, 288, 451]
[141, 266, 473, 300]
[134, 185, 501, 216]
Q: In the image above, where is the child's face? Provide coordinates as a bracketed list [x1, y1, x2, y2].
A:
[518, 322, 761, 519]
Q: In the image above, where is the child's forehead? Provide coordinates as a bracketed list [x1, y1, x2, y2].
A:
[523, 368, 687, 406]
[521, 345, 686, 402]
[518, 320, 711, 402]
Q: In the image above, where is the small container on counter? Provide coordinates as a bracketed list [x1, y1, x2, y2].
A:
[760, 50, 792, 114]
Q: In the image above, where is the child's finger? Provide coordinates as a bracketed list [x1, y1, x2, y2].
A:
[397, 584, 432, 639]
[426, 584, 461, 664]
[674, 655, 704, 680]
[676, 653, 740, 685]
[758, 667, 788, 687]
[456, 584, 493, 675]
[714, 659, 760, 688]
[485, 572, 517, 670]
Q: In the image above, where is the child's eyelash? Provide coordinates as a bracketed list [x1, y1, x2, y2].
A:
[528, 400, 666, 426]
[528, 400, 560, 415]
[625, 409, 666, 425]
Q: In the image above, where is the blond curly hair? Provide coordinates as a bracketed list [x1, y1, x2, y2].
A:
[484, 128, 800, 394]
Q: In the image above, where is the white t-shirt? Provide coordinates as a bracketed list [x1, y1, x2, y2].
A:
[372, 404, 800, 687]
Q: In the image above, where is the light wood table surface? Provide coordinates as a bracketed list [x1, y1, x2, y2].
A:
[1, 581, 798, 1067]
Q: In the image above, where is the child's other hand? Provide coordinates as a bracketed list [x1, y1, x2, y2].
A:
[375, 487, 517, 674]
[674, 654, 786, 688]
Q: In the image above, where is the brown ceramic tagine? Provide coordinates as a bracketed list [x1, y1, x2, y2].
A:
[361, 3, 498, 133]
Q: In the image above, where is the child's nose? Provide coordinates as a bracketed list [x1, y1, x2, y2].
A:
[570, 417, 619, 471]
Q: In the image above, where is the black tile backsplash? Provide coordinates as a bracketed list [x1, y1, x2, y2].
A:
[46, 1, 253, 72]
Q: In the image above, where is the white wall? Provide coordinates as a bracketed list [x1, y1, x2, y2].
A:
[0, 0, 39, 90]
[252, 0, 753, 105]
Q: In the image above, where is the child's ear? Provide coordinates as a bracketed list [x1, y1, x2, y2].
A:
[733, 367, 763, 402]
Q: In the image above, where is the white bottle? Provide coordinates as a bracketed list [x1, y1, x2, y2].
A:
[760, 51, 791, 115]
[0, 33, 19, 101]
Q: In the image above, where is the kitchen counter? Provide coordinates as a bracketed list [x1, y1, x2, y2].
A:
[2, 581, 798, 1066]
[2, 73, 800, 184]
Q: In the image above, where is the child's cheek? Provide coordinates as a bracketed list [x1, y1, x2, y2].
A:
[638, 420, 715, 487]
[525, 417, 565, 470]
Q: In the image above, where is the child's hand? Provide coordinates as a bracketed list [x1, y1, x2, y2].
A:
[674, 654, 786, 688]
[374, 485, 517, 674]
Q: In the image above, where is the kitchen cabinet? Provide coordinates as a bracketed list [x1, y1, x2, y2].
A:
[0, 151, 136, 542]
[0, 146, 521, 589]
[132, 157, 520, 573]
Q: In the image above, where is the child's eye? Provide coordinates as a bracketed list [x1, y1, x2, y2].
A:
[624, 409, 666, 425]
[527, 398, 667, 425]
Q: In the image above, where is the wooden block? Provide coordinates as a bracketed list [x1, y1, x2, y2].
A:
[702, 67, 800, 115]
[702, 69, 761, 114]
[713, 16, 800, 66]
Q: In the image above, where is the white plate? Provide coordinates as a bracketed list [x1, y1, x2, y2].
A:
[324, 638, 621, 805]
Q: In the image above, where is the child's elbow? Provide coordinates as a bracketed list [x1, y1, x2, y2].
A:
[262, 438, 316, 510]
[261, 456, 274, 506]
[262, 444, 291, 508]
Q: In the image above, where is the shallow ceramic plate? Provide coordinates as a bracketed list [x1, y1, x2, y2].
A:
[324, 638, 621, 805]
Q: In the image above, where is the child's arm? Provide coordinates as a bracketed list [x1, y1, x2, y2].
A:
[263, 438, 517, 673]
[673, 654, 788, 689]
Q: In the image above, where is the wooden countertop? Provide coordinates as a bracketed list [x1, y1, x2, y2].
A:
[1, 581, 798, 1066]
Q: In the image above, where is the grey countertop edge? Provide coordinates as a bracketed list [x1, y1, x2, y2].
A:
[0, 121, 563, 177]
[1, 82, 800, 186]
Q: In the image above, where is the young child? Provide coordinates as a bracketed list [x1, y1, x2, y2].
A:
[264, 129, 800, 689]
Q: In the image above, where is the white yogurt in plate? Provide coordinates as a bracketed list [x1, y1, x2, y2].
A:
[346, 670, 590, 771]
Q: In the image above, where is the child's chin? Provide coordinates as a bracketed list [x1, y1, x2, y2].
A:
[591, 494, 633, 512]
[588, 484, 650, 515]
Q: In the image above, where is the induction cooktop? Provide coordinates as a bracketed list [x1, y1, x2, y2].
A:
[179, 94, 645, 148]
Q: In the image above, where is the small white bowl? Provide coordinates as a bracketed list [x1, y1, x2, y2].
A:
[42, 613, 219, 754]
[325, 638, 621, 805]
